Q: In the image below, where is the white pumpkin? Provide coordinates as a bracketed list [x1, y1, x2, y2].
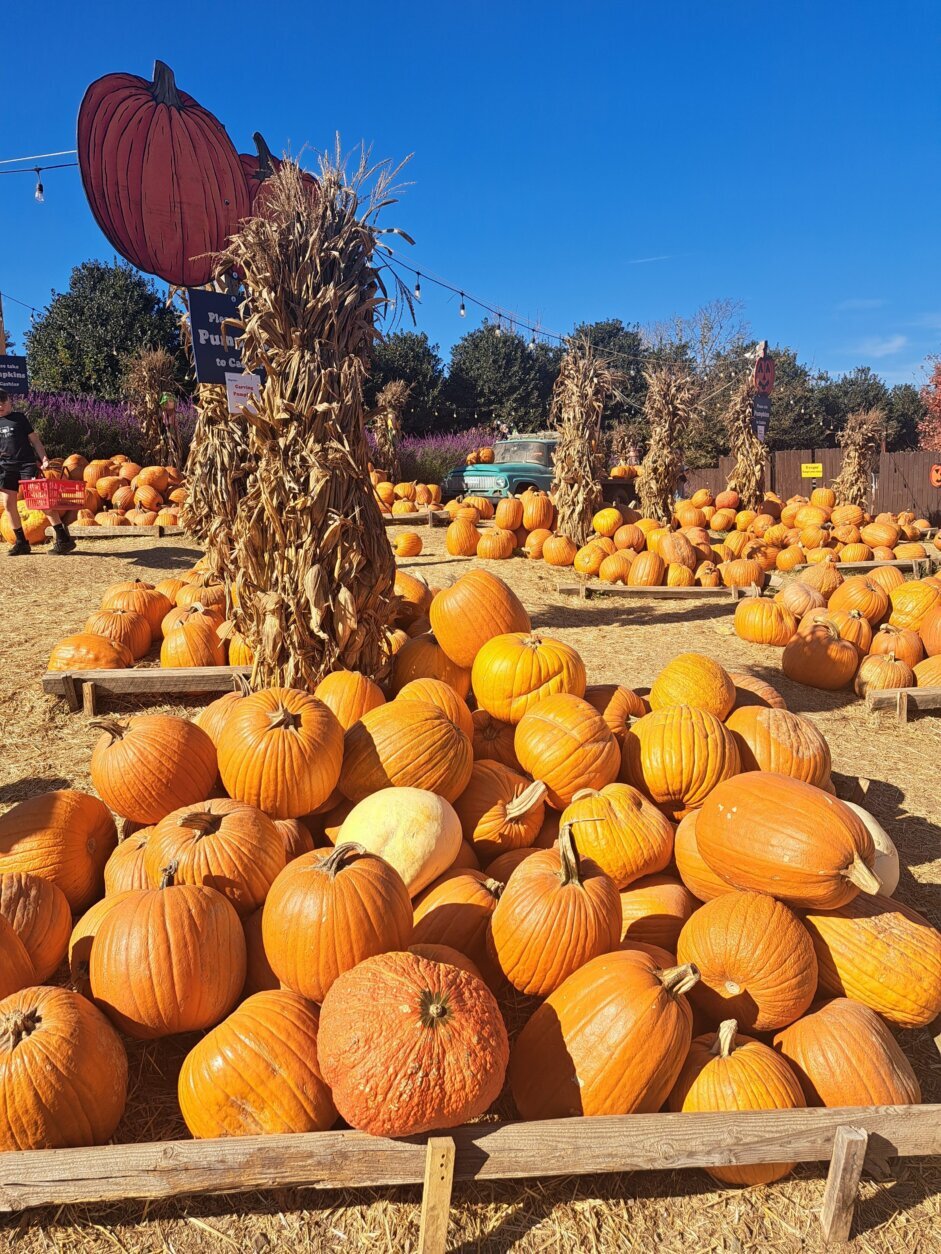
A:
[337, 787, 462, 896]
[842, 800, 899, 896]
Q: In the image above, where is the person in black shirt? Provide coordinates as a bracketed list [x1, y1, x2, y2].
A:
[0, 389, 75, 555]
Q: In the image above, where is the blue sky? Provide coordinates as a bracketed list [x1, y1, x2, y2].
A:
[3, 1, 940, 386]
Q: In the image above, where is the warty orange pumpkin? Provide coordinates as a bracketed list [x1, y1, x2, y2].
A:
[0, 789, 117, 911]
[620, 705, 741, 821]
[676, 890, 817, 1030]
[509, 949, 699, 1119]
[0, 986, 128, 1150]
[339, 699, 473, 803]
[649, 653, 736, 719]
[90, 714, 217, 826]
[773, 998, 921, 1108]
[178, 990, 337, 1138]
[89, 868, 246, 1038]
[514, 693, 620, 809]
[695, 772, 880, 909]
[802, 892, 941, 1028]
[487, 825, 621, 995]
[471, 632, 586, 724]
[217, 688, 343, 819]
[668, 1019, 805, 1185]
[318, 950, 509, 1136]
[889, 579, 941, 631]
[558, 782, 674, 889]
[724, 706, 831, 788]
[262, 843, 413, 1002]
[145, 799, 286, 917]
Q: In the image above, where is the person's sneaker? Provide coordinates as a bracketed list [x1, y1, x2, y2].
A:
[7, 537, 30, 556]
[50, 534, 76, 555]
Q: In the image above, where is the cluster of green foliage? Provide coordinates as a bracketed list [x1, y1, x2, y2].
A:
[25, 263, 928, 464]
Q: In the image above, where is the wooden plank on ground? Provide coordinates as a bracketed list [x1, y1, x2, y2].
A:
[792, 558, 930, 574]
[865, 687, 941, 722]
[819, 1126, 869, 1244]
[43, 666, 251, 707]
[0, 1104, 937, 1213]
[556, 581, 762, 601]
[55, 526, 186, 539]
[418, 1138, 456, 1254]
[383, 511, 449, 528]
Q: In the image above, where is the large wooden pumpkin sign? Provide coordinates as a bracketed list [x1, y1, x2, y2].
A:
[77, 61, 250, 287]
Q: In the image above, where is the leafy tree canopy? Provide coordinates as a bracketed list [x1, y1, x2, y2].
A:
[366, 330, 446, 433]
[25, 260, 181, 400]
[445, 323, 560, 432]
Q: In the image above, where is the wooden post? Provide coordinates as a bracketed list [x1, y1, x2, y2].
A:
[418, 1137, 455, 1254]
[82, 682, 99, 718]
[896, 690, 910, 725]
[819, 1125, 868, 1244]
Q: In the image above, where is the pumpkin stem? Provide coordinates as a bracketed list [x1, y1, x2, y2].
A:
[505, 780, 548, 820]
[1, 1008, 40, 1050]
[159, 861, 178, 890]
[177, 811, 220, 837]
[570, 787, 600, 803]
[89, 718, 127, 741]
[483, 877, 504, 900]
[843, 852, 882, 895]
[233, 673, 252, 696]
[150, 60, 183, 108]
[657, 963, 701, 997]
[252, 131, 277, 178]
[556, 823, 583, 887]
[418, 988, 452, 1029]
[320, 842, 366, 877]
[268, 705, 301, 731]
[712, 1019, 739, 1058]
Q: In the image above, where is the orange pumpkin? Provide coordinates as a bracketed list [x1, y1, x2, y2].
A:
[673, 811, 730, 902]
[620, 706, 741, 821]
[454, 761, 546, 860]
[471, 632, 586, 724]
[733, 598, 797, 647]
[509, 949, 698, 1118]
[429, 570, 531, 669]
[339, 699, 473, 803]
[618, 874, 698, 952]
[724, 706, 831, 788]
[582, 684, 648, 744]
[649, 653, 736, 720]
[0, 790, 117, 912]
[514, 694, 620, 809]
[487, 826, 621, 995]
[470, 708, 520, 771]
[558, 783, 673, 889]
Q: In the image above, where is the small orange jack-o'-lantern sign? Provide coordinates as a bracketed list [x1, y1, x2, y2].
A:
[930, 464, 941, 488]
[754, 355, 775, 395]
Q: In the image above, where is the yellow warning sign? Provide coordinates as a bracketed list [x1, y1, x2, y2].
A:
[801, 463, 823, 479]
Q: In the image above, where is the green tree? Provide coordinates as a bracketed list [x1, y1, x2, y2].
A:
[815, 367, 890, 441]
[366, 331, 445, 433]
[885, 382, 925, 450]
[445, 323, 558, 431]
[25, 260, 181, 399]
[571, 318, 646, 427]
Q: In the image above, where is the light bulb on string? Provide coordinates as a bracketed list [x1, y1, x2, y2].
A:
[494, 321, 501, 336]
[413, 273, 421, 300]
[529, 332, 537, 352]
[459, 294, 466, 317]
[34, 168, 44, 203]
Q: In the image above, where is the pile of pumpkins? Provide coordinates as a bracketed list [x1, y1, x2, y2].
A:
[441, 484, 939, 589]
[47, 565, 253, 674]
[370, 468, 442, 520]
[734, 563, 941, 695]
[60, 455, 186, 530]
[465, 446, 496, 465]
[6, 567, 940, 1182]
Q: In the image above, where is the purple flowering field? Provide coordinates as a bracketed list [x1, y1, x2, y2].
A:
[26, 390, 489, 485]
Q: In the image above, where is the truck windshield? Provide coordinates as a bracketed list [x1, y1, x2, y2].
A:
[493, 441, 553, 467]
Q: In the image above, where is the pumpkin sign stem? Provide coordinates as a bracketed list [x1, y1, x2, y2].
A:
[505, 780, 548, 820]
[712, 1019, 739, 1058]
[657, 963, 700, 998]
[843, 853, 882, 896]
[150, 61, 184, 109]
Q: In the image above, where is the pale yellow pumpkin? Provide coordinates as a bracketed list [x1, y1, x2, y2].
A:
[336, 788, 462, 897]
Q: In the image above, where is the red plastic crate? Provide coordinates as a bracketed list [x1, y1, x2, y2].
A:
[19, 478, 86, 510]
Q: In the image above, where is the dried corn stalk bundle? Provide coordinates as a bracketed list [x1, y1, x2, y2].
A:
[181, 383, 253, 587]
[637, 366, 697, 524]
[220, 151, 406, 689]
[831, 407, 885, 506]
[723, 376, 765, 509]
[368, 379, 410, 482]
[124, 347, 181, 466]
[550, 338, 623, 544]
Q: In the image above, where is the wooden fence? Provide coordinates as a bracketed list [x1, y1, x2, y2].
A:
[691, 450, 941, 521]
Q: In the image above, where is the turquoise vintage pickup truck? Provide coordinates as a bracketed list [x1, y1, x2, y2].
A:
[442, 437, 636, 506]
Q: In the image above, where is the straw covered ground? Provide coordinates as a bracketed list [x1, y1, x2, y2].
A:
[1, 525, 939, 1252]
